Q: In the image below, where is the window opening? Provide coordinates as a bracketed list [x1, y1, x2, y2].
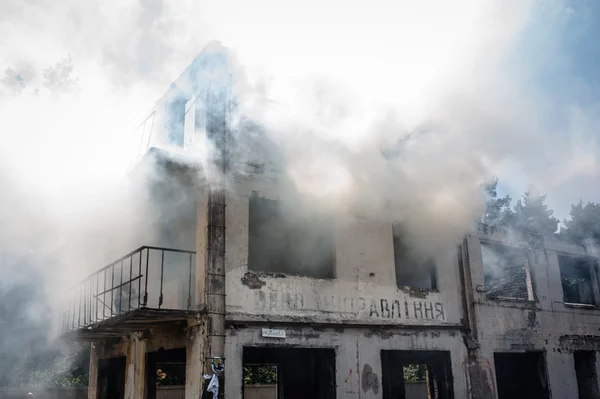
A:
[393, 224, 437, 290]
[248, 195, 335, 278]
[481, 242, 534, 300]
[558, 255, 598, 306]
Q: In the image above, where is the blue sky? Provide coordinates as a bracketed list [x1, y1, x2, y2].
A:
[494, 0, 600, 220]
[515, 1, 600, 118]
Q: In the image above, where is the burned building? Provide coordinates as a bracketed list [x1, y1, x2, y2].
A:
[462, 226, 600, 399]
[62, 42, 600, 399]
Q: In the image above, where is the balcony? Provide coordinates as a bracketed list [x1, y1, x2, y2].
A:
[63, 246, 197, 340]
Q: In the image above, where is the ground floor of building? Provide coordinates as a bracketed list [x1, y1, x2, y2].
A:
[88, 320, 600, 399]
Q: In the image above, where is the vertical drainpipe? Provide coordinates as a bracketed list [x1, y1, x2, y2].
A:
[205, 80, 229, 391]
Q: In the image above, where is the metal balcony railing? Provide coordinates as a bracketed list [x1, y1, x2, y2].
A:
[63, 246, 196, 333]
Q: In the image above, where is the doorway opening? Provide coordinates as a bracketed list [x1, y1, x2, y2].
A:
[97, 356, 126, 399]
[494, 352, 549, 399]
[574, 351, 600, 399]
[242, 347, 336, 399]
[146, 348, 186, 399]
[381, 350, 454, 399]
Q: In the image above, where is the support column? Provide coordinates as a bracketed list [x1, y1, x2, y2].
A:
[186, 317, 208, 399]
[459, 239, 496, 399]
[465, 352, 497, 399]
[124, 333, 147, 399]
[88, 343, 99, 399]
[205, 84, 228, 395]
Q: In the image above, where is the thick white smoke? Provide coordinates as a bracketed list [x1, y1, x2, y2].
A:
[226, 0, 599, 259]
[0, 0, 599, 384]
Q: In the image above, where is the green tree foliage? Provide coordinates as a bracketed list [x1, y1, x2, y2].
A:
[6, 340, 90, 388]
[403, 364, 426, 382]
[511, 185, 559, 236]
[560, 201, 600, 247]
[243, 365, 277, 385]
[482, 180, 560, 237]
[483, 176, 513, 227]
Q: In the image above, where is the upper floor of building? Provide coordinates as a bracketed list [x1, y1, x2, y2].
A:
[465, 224, 600, 346]
[62, 42, 600, 340]
[63, 145, 600, 340]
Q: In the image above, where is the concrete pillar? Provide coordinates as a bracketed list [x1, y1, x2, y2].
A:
[194, 188, 209, 309]
[124, 333, 147, 399]
[88, 343, 99, 399]
[186, 317, 207, 399]
[224, 332, 242, 399]
[465, 351, 496, 399]
[356, 338, 382, 399]
[546, 350, 578, 399]
[337, 335, 360, 399]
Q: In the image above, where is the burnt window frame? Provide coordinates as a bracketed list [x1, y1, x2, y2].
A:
[479, 240, 537, 302]
[391, 223, 438, 291]
[557, 253, 600, 307]
[247, 193, 337, 279]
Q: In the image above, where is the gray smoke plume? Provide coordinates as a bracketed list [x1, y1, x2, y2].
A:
[216, 0, 599, 270]
[0, 0, 215, 388]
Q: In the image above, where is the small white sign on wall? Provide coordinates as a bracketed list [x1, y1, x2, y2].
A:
[261, 328, 286, 339]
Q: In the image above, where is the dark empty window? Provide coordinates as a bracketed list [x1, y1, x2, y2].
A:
[481, 242, 533, 300]
[558, 255, 598, 306]
[393, 224, 437, 290]
[248, 195, 335, 278]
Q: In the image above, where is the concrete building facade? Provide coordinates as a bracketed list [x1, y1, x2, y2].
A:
[62, 42, 600, 399]
[462, 226, 600, 399]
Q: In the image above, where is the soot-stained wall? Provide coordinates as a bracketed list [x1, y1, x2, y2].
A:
[224, 325, 468, 399]
[464, 226, 600, 399]
[224, 172, 464, 327]
[223, 127, 465, 327]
